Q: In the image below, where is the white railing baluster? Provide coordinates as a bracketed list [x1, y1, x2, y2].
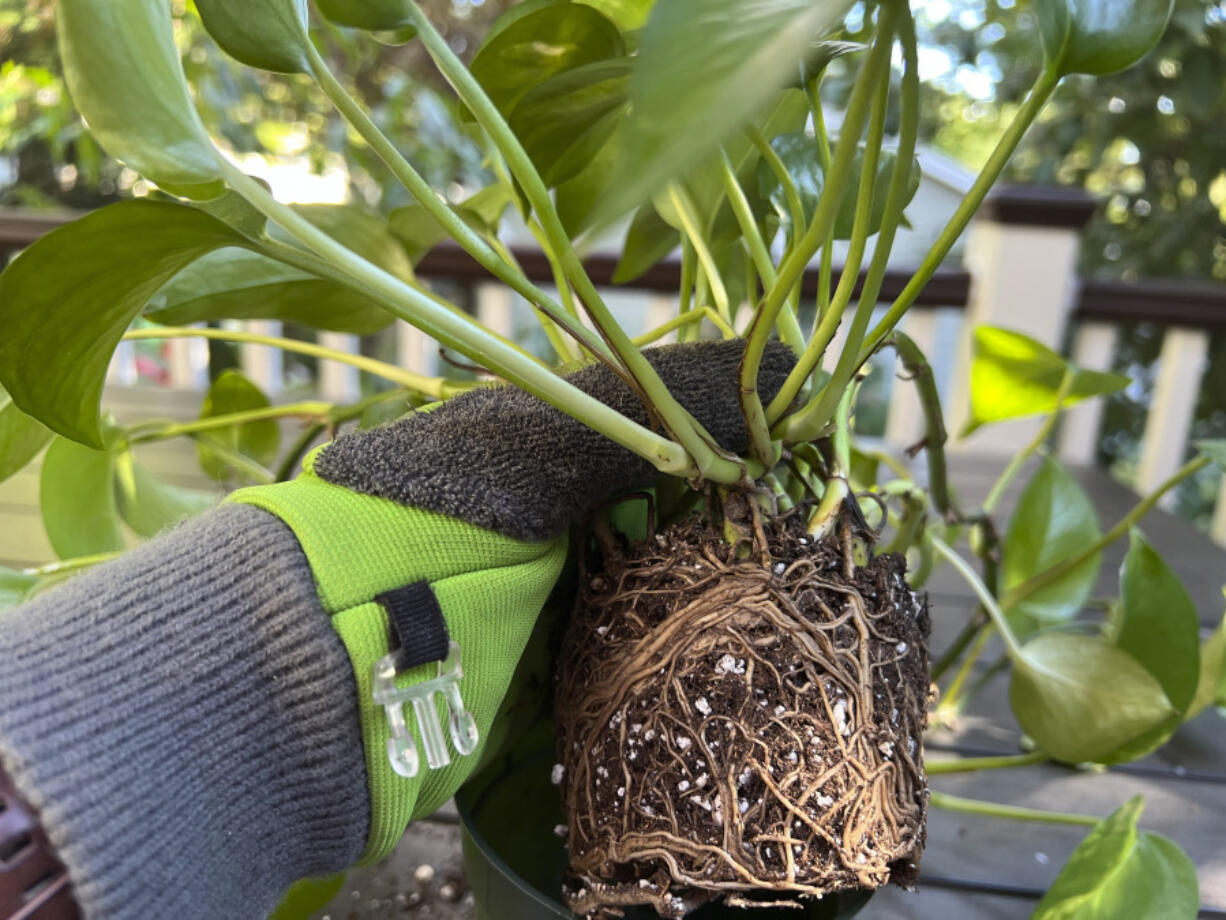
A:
[317, 332, 361, 403]
[1135, 326, 1209, 507]
[238, 320, 284, 395]
[396, 322, 439, 377]
[167, 322, 209, 390]
[1058, 320, 1119, 466]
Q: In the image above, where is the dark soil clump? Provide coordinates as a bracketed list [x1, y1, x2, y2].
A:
[555, 510, 931, 918]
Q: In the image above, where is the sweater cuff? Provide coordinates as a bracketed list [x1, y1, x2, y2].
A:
[0, 504, 370, 920]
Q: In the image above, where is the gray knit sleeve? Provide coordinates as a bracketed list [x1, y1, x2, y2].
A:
[0, 503, 370, 920]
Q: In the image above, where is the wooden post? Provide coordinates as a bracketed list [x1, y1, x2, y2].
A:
[946, 186, 1097, 454]
[1135, 326, 1209, 508]
[317, 332, 361, 403]
[1058, 321, 1119, 465]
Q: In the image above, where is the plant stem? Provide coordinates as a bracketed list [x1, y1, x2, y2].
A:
[930, 791, 1101, 828]
[858, 65, 1063, 362]
[205, 164, 699, 475]
[807, 80, 835, 322]
[893, 331, 953, 516]
[1000, 454, 1211, 610]
[809, 385, 856, 539]
[742, 1, 899, 458]
[23, 552, 123, 577]
[926, 751, 1047, 775]
[667, 184, 730, 321]
[277, 421, 325, 481]
[194, 436, 276, 483]
[772, 4, 919, 435]
[983, 370, 1074, 513]
[126, 401, 333, 444]
[123, 327, 464, 397]
[938, 624, 994, 715]
[931, 610, 987, 682]
[749, 125, 805, 249]
[634, 308, 736, 346]
[299, 33, 606, 365]
[406, 4, 738, 483]
[931, 535, 1024, 661]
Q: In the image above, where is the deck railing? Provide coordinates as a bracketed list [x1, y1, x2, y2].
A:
[3, 188, 1225, 542]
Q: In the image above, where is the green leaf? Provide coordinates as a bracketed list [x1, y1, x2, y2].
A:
[1033, 796, 1199, 920]
[39, 436, 124, 560]
[196, 371, 281, 482]
[470, 1, 625, 118]
[1189, 608, 1226, 719]
[315, 0, 412, 30]
[1038, 0, 1175, 77]
[612, 203, 678, 283]
[0, 386, 52, 484]
[114, 451, 217, 539]
[963, 326, 1130, 436]
[291, 205, 415, 284]
[0, 200, 249, 446]
[794, 39, 866, 86]
[1002, 458, 1102, 634]
[1117, 529, 1200, 714]
[556, 123, 625, 235]
[388, 187, 513, 262]
[509, 58, 630, 187]
[146, 249, 394, 334]
[56, 0, 223, 197]
[196, 0, 309, 73]
[602, 0, 854, 224]
[577, 0, 654, 32]
[0, 567, 39, 612]
[1011, 634, 1176, 764]
[1194, 439, 1226, 469]
[266, 873, 346, 920]
[757, 134, 921, 240]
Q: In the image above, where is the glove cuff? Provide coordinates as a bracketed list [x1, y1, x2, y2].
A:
[228, 450, 566, 862]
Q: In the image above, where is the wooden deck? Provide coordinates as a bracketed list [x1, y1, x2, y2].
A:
[2, 393, 1224, 918]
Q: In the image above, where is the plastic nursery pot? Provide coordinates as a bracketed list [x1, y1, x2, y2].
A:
[456, 750, 874, 920]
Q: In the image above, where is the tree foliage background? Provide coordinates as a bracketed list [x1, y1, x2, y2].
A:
[4, 0, 1226, 524]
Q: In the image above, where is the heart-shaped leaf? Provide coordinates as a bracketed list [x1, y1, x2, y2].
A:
[0, 201, 250, 446]
[757, 134, 921, 240]
[0, 386, 52, 484]
[577, 0, 654, 32]
[146, 249, 395, 334]
[39, 436, 124, 559]
[0, 567, 38, 613]
[963, 326, 1130, 436]
[600, 0, 854, 224]
[556, 123, 626, 235]
[56, 0, 223, 197]
[509, 58, 631, 187]
[114, 450, 217, 539]
[1010, 633, 1175, 763]
[290, 205, 416, 283]
[196, 0, 310, 73]
[1033, 796, 1199, 920]
[1038, 0, 1175, 77]
[196, 371, 281, 482]
[1189, 608, 1226, 719]
[1002, 457, 1102, 635]
[388, 187, 514, 261]
[315, 0, 412, 30]
[470, 1, 625, 118]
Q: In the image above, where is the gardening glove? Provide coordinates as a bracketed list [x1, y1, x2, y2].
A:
[0, 338, 796, 920]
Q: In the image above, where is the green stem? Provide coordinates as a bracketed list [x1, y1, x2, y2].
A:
[768, 65, 892, 426]
[931, 610, 987, 682]
[277, 421, 325, 482]
[406, 4, 737, 483]
[938, 624, 994, 714]
[859, 65, 1063, 362]
[742, 2, 899, 458]
[772, 4, 919, 435]
[194, 435, 276, 483]
[634, 308, 736, 346]
[983, 370, 1074, 513]
[749, 125, 806, 248]
[930, 791, 1101, 828]
[124, 327, 464, 397]
[126, 401, 333, 444]
[1001, 455, 1211, 610]
[667, 184, 730, 321]
[808, 80, 835, 321]
[299, 34, 607, 365]
[931, 535, 1023, 661]
[210, 164, 697, 475]
[926, 751, 1047, 775]
[893, 330, 953, 516]
[809, 385, 856, 539]
[23, 552, 123, 577]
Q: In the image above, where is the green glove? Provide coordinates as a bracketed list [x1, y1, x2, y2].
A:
[229, 339, 795, 864]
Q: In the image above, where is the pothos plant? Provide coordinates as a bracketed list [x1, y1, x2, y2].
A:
[0, 0, 1220, 917]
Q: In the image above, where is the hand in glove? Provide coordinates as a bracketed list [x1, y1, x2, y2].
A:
[0, 339, 794, 920]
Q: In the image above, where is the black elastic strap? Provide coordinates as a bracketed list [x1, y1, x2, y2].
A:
[375, 581, 450, 670]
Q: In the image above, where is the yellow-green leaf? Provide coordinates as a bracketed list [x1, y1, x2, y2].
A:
[39, 437, 124, 560]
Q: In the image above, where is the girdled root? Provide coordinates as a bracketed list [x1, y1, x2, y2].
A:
[556, 510, 932, 919]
